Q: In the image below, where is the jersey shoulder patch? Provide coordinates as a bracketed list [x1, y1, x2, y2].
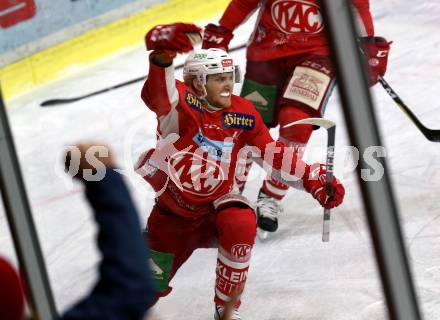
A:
[176, 81, 205, 113]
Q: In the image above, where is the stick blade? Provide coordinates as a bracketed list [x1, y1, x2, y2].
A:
[423, 129, 440, 142]
[282, 117, 336, 129]
[40, 98, 78, 107]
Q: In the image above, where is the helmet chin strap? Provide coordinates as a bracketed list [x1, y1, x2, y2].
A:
[194, 77, 230, 111]
[194, 77, 207, 99]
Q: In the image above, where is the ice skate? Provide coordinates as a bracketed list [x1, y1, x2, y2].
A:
[256, 190, 283, 240]
[214, 304, 242, 320]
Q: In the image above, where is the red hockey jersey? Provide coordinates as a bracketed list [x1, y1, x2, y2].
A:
[219, 0, 374, 61]
[137, 59, 307, 218]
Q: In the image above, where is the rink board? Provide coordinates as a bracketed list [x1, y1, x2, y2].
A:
[0, 0, 229, 101]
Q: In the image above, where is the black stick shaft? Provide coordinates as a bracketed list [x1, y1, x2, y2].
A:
[378, 76, 440, 142]
[40, 44, 247, 107]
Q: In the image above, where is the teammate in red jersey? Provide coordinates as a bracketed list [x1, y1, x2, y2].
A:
[136, 23, 345, 319]
[202, 0, 391, 233]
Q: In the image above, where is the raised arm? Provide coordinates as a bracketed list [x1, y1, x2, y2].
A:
[351, 0, 374, 36]
[141, 23, 202, 116]
[218, 0, 260, 31]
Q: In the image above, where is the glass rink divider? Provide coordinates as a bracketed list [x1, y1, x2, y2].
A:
[0, 86, 57, 319]
[319, 1, 422, 320]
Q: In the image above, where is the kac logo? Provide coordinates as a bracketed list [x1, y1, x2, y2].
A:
[271, 0, 323, 35]
[168, 151, 225, 196]
[231, 244, 252, 260]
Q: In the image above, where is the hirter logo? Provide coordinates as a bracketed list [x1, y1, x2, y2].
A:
[271, 0, 323, 35]
[221, 59, 233, 67]
[168, 151, 225, 196]
[222, 112, 255, 130]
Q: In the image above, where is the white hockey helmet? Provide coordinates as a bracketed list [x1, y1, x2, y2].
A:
[183, 48, 241, 85]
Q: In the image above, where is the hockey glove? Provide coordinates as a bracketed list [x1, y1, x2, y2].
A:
[145, 23, 202, 53]
[360, 36, 392, 86]
[303, 164, 345, 209]
[201, 23, 234, 51]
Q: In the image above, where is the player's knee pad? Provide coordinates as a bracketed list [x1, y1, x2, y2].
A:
[279, 106, 313, 144]
[217, 207, 256, 246]
[280, 59, 335, 117]
[213, 192, 254, 211]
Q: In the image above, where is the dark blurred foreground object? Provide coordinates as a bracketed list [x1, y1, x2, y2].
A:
[0, 144, 155, 320]
[62, 144, 155, 320]
[0, 257, 25, 320]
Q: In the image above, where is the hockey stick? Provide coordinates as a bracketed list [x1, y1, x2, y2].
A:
[378, 76, 440, 142]
[283, 118, 336, 242]
[40, 43, 247, 107]
[357, 39, 440, 142]
[40, 76, 146, 106]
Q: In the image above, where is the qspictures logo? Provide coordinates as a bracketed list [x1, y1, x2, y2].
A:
[0, 0, 36, 28]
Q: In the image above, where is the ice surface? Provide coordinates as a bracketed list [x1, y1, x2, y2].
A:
[1, 1, 440, 319]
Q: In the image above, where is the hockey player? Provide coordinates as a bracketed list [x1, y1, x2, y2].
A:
[137, 23, 345, 320]
[202, 0, 391, 233]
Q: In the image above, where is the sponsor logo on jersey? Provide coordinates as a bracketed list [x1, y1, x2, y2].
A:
[271, 0, 323, 35]
[185, 90, 204, 112]
[168, 151, 226, 196]
[142, 159, 158, 177]
[231, 244, 252, 260]
[193, 131, 233, 163]
[222, 112, 255, 130]
[203, 123, 223, 130]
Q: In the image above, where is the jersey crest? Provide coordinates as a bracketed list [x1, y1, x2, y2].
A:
[167, 151, 226, 196]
